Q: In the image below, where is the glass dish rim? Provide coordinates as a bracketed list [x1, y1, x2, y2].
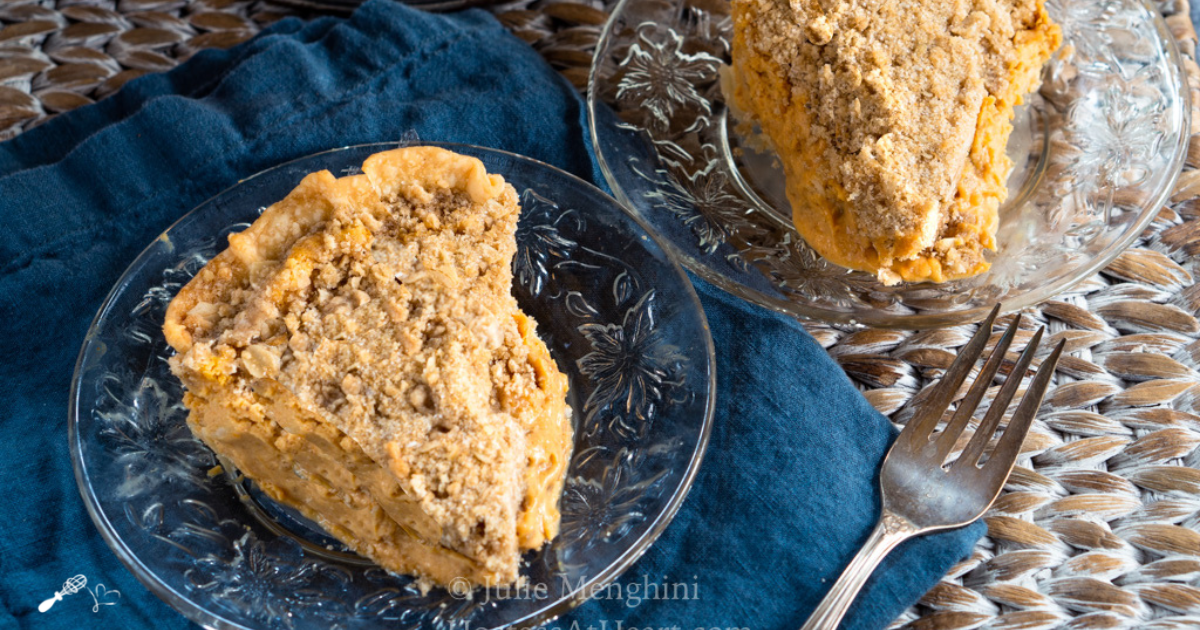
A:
[68, 140, 718, 630]
[585, 0, 1192, 329]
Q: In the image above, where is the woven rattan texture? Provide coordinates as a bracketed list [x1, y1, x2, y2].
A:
[4, 0, 1200, 627]
[838, 3, 1200, 626]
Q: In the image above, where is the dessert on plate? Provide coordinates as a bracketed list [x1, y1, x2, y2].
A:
[163, 146, 572, 588]
[728, 0, 1061, 284]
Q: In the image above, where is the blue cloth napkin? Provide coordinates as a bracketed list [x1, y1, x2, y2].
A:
[0, 2, 984, 629]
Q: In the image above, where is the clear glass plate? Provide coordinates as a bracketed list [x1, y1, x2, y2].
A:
[68, 142, 715, 630]
[588, 0, 1190, 328]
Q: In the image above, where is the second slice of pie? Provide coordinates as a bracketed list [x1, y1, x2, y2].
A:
[728, 0, 1061, 284]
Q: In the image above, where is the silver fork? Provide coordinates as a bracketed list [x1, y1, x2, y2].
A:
[800, 306, 1065, 630]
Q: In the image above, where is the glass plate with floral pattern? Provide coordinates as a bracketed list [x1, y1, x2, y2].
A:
[588, 0, 1190, 328]
[69, 142, 715, 630]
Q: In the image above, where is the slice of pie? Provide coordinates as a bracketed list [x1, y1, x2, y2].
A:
[728, 0, 1061, 284]
[163, 146, 572, 588]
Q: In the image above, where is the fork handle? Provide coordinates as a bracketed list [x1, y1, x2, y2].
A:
[799, 511, 916, 630]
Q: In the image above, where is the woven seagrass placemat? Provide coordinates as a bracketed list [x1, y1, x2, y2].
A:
[5, 0, 1200, 627]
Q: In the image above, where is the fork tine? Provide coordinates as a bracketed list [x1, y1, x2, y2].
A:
[952, 325, 1044, 471]
[931, 314, 1023, 462]
[980, 338, 1064, 477]
[901, 305, 1000, 446]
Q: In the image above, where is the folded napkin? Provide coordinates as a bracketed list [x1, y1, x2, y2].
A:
[0, 2, 984, 629]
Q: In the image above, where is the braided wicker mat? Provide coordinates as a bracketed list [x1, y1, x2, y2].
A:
[5, 0, 1200, 627]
